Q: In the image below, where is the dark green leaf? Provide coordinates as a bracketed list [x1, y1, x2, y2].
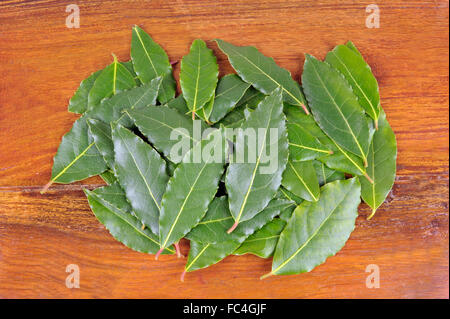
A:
[234, 218, 286, 258]
[276, 187, 304, 205]
[287, 122, 332, 161]
[216, 39, 307, 111]
[87, 56, 136, 110]
[302, 54, 370, 166]
[180, 39, 218, 117]
[43, 115, 107, 191]
[264, 178, 360, 278]
[100, 170, 117, 185]
[325, 44, 381, 128]
[84, 188, 174, 255]
[87, 118, 114, 168]
[128, 105, 207, 163]
[112, 124, 169, 235]
[282, 160, 320, 202]
[68, 70, 102, 114]
[226, 88, 289, 228]
[359, 111, 397, 219]
[159, 129, 227, 250]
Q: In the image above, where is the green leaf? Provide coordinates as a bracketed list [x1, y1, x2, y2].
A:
[87, 55, 136, 110]
[87, 119, 114, 168]
[225, 88, 289, 229]
[166, 94, 189, 114]
[68, 70, 102, 114]
[325, 44, 381, 128]
[313, 160, 345, 186]
[112, 124, 169, 235]
[278, 204, 296, 222]
[234, 218, 286, 258]
[276, 187, 304, 205]
[207, 74, 251, 123]
[264, 178, 361, 278]
[120, 61, 142, 85]
[131, 26, 175, 103]
[183, 240, 241, 275]
[128, 105, 207, 163]
[215, 103, 248, 128]
[215, 39, 307, 111]
[180, 39, 219, 118]
[359, 111, 397, 219]
[186, 197, 293, 244]
[302, 54, 370, 166]
[89, 77, 161, 128]
[84, 188, 174, 255]
[236, 87, 266, 109]
[92, 181, 132, 214]
[287, 122, 332, 161]
[43, 115, 107, 192]
[183, 198, 292, 277]
[282, 160, 320, 202]
[158, 129, 227, 251]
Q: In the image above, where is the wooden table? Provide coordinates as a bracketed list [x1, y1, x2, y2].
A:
[0, 0, 448, 299]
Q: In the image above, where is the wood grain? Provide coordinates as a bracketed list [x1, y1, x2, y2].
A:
[0, 0, 448, 298]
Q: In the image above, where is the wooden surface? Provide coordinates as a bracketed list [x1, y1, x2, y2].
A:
[0, 0, 448, 299]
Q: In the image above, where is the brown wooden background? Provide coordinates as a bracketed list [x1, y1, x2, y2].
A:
[0, 0, 448, 299]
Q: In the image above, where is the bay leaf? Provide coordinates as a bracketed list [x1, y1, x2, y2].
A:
[100, 170, 117, 185]
[89, 77, 161, 128]
[313, 160, 345, 186]
[186, 197, 293, 244]
[112, 123, 169, 235]
[359, 111, 397, 219]
[276, 187, 303, 205]
[87, 118, 114, 168]
[42, 115, 107, 193]
[180, 39, 219, 118]
[158, 129, 227, 252]
[131, 25, 175, 103]
[282, 160, 320, 202]
[263, 178, 360, 278]
[236, 86, 266, 109]
[225, 88, 289, 230]
[287, 122, 332, 161]
[128, 105, 207, 163]
[87, 55, 136, 110]
[92, 181, 131, 214]
[68, 70, 102, 114]
[302, 54, 370, 166]
[166, 94, 189, 114]
[215, 39, 308, 113]
[84, 188, 174, 255]
[207, 74, 251, 123]
[325, 44, 381, 128]
[234, 218, 286, 258]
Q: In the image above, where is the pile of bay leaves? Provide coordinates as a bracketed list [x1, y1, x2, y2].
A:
[42, 26, 397, 280]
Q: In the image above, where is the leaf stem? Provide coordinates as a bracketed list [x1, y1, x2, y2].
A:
[367, 208, 377, 220]
[180, 270, 187, 282]
[40, 180, 53, 194]
[175, 242, 182, 258]
[363, 172, 374, 184]
[300, 103, 310, 115]
[155, 247, 164, 260]
[227, 221, 239, 234]
[260, 272, 273, 280]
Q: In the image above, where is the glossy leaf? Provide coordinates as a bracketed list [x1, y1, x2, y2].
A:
[44, 115, 107, 190]
[208, 74, 251, 123]
[216, 39, 307, 111]
[159, 129, 227, 250]
[68, 70, 101, 114]
[313, 160, 345, 186]
[234, 218, 286, 258]
[87, 56, 136, 110]
[112, 124, 169, 235]
[278, 204, 296, 222]
[92, 181, 132, 214]
[265, 178, 361, 277]
[359, 111, 397, 219]
[131, 26, 175, 103]
[325, 44, 381, 127]
[84, 188, 173, 255]
[282, 160, 320, 202]
[128, 105, 207, 163]
[276, 187, 304, 205]
[186, 197, 293, 244]
[87, 118, 114, 168]
[302, 54, 370, 165]
[225, 88, 289, 228]
[89, 77, 161, 128]
[166, 94, 189, 114]
[180, 39, 218, 117]
[236, 86, 266, 109]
